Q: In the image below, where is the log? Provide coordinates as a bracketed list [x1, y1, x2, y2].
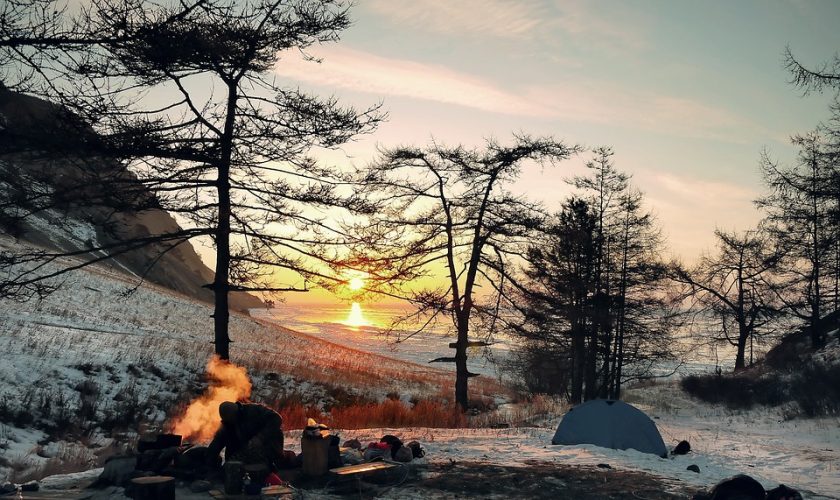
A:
[129, 476, 175, 500]
[428, 357, 457, 363]
[447, 341, 493, 348]
[137, 433, 181, 452]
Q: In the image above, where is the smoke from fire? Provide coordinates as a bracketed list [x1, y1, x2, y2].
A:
[170, 355, 252, 443]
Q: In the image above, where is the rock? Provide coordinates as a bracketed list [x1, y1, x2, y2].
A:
[687, 464, 700, 473]
[189, 480, 212, 493]
[673, 440, 691, 455]
[0, 483, 16, 495]
[766, 484, 803, 500]
[97, 455, 137, 486]
[709, 474, 765, 500]
[596, 463, 612, 469]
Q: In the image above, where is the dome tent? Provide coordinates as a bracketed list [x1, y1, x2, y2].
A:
[551, 399, 668, 457]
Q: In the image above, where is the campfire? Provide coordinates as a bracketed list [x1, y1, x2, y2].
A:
[92, 354, 426, 498]
[169, 355, 253, 443]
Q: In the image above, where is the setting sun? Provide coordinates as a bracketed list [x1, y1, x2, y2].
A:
[344, 302, 368, 328]
[348, 277, 365, 291]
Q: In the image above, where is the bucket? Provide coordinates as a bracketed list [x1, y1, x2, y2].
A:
[300, 430, 331, 476]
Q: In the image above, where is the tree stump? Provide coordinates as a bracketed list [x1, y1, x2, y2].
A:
[129, 475, 175, 500]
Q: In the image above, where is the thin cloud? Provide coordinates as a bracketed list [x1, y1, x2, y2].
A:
[647, 171, 758, 207]
[365, 0, 544, 40]
[274, 46, 549, 117]
[365, 0, 646, 50]
[526, 83, 769, 143]
[275, 47, 768, 142]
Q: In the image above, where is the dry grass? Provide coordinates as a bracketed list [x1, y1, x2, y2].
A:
[276, 399, 468, 430]
[274, 394, 566, 431]
[9, 442, 99, 484]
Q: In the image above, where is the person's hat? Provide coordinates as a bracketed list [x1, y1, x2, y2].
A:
[219, 401, 239, 423]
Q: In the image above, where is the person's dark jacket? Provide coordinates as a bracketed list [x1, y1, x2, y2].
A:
[207, 402, 283, 461]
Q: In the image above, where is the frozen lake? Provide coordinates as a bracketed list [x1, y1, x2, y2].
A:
[251, 302, 509, 377]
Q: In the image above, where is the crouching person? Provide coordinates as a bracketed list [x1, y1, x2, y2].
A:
[207, 401, 284, 470]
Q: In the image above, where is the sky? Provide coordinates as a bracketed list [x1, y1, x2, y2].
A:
[267, 0, 840, 295]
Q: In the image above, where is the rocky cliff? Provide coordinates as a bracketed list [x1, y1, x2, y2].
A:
[0, 87, 262, 312]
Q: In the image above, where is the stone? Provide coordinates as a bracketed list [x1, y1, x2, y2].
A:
[673, 440, 691, 455]
[709, 475, 765, 500]
[766, 484, 803, 500]
[687, 464, 700, 473]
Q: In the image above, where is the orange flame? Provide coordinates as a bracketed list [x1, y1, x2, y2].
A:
[169, 355, 252, 443]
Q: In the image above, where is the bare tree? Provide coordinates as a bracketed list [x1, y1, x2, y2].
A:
[0, 0, 382, 359]
[348, 136, 579, 410]
[671, 229, 783, 370]
[757, 132, 835, 348]
[784, 46, 840, 96]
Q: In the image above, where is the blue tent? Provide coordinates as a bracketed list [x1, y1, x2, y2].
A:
[551, 399, 668, 457]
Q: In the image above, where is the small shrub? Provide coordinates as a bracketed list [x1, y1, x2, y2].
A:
[682, 362, 840, 417]
[101, 382, 143, 432]
[72, 363, 99, 376]
[681, 373, 745, 408]
[790, 364, 840, 417]
[74, 379, 99, 398]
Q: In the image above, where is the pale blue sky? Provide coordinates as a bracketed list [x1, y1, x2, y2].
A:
[273, 0, 840, 261]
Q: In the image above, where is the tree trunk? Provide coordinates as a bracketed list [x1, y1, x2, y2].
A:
[810, 155, 824, 349]
[454, 350, 469, 411]
[212, 84, 238, 360]
[612, 295, 626, 399]
[614, 323, 624, 399]
[612, 237, 628, 400]
[454, 322, 469, 411]
[583, 326, 598, 401]
[213, 200, 231, 359]
[570, 322, 584, 404]
[734, 322, 748, 371]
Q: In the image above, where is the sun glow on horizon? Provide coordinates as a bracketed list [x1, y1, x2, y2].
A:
[344, 302, 369, 328]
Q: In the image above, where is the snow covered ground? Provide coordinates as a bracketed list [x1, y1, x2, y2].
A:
[25, 416, 840, 499]
[1, 236, 839, 498]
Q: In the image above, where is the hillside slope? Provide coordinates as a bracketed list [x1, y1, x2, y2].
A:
[0, 87, 261, 312]
[0, 234, 459, 482]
